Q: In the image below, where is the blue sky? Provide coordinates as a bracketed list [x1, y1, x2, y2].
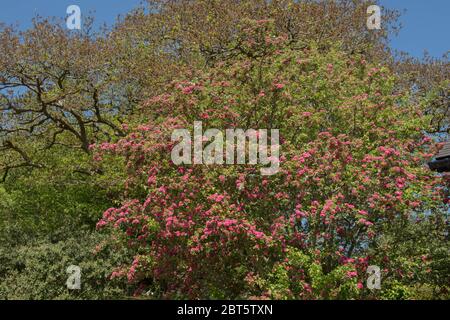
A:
[0, 0, 144, 29]
[380, 0, 449, 58]
[0, 0, 448, 58]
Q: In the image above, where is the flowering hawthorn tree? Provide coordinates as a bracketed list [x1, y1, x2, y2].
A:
[93, 21, 447, 299]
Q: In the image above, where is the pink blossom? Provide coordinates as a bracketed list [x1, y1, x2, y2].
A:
[208, 193, 225, 203]
[358, 218, 373, 226]
[274, 83, 285, 89]
[182, 85, 196, 94]
[347, 271, 358, 278]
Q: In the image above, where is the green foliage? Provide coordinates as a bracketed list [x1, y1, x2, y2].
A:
[0, 174, 111, 244]
[0, 232, 132, 300]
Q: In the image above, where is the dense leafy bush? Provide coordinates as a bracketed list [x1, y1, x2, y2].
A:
[0, 232, 132, 300]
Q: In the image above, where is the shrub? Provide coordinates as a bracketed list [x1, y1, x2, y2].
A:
[0, 232, 132, 300]
[93, 21, 448, 299]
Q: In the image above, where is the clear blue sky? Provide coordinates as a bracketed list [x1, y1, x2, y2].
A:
[0, 0, 144, 30]
[0, 0, 448, 58]
[380, 0, 449, 58]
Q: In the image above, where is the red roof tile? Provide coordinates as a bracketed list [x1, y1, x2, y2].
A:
[436, 141, 450, 159]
